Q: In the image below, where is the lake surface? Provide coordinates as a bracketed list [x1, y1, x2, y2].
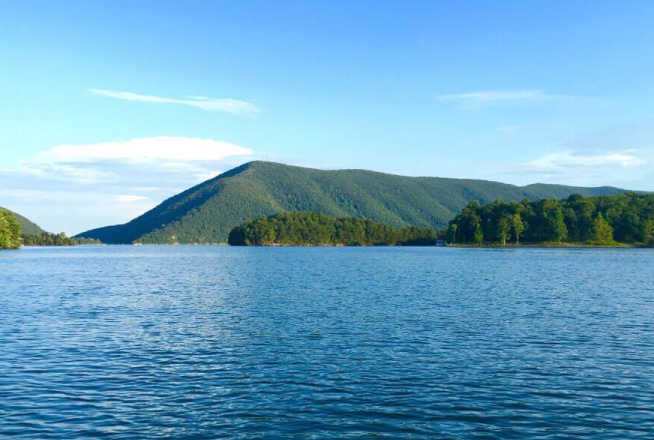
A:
[1, 246, 654, 439]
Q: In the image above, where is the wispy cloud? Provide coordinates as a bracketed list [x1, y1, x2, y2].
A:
[521, 150, 645, 173]
[38, 136, 253, 163]
[498, 149, 650, 187]
[438, 90, 576, 109]
[90, 89, 262, 115]
[115, 194, 149, 203]
[0, 137, 256, 234]
[16, 163, 118, 184]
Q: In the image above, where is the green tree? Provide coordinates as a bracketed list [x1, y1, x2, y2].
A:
[512, 213, 525, 244]
[553, 214, 568, 244]
[640, 220, 654, 246]
[496, 215, 511, 245]
[541, 199, 567, 244]
[447, 223, 458, 244]
[592, 213, 614, 244]
[473, 224, 484, 246]
[0, 209, 22, 249]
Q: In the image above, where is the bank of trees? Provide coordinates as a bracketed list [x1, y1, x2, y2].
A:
[446, 193, 654, 246]
[229, 211, 438, 246]
[21, 232, 101, 246]
[0, 209, 22, 249]
[1, 208, 102, 248]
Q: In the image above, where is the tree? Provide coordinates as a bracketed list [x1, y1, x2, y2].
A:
[496, 215, 511, 245]
[540, 199, 567, 244]
[565, 195, 595, 241]
[641, 220, 654, 246]
[448, 223, 458, 244]
[553, 213, 568, 245]
[0, 209, 22, 249]
[614, 208, 640, 242]
[473, 224, 484, 246]
[592, 213, 614, 244]
[512, 213, 525, 244]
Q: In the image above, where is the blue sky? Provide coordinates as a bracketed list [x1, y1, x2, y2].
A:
[2, 0, 654, 234]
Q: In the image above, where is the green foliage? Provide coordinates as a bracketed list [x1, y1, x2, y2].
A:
[496, 214, 511, 245]
[76, 161, 628, 244]
[447, 223, 458, 244]
[228, 211, 438, 246]
[22, 232, 101, 246]
[473, 224, 484, 245]
[642, 220, 654, 246]
[0, 207, 45, 235]
[592, 214, 614, 244]
[447, 193, 654, 245]
[0, 209, 23, 249]
[512, 213, 525, 243]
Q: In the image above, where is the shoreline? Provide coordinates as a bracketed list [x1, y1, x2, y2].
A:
[447, 243, 644, 249]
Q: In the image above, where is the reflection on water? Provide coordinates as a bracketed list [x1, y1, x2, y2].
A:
[1, 246, 654, 439]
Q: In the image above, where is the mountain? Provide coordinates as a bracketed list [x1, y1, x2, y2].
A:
[77, 161, 628, 244]
[0, 207, 46, 235]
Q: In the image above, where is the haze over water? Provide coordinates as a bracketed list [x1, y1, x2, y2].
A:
[1, 246, 654, 439]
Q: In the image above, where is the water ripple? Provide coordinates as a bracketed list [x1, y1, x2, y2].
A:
[1, 246, 654, 439]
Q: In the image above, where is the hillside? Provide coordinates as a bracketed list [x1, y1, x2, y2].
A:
[0, 207, 46, 235]
[77, 161, 627, 244]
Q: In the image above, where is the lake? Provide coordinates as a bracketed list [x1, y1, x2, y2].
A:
[1, 246, 654, 439]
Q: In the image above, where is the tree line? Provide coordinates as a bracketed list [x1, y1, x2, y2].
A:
[22, 232, 101, 246]
[446, 193, 654, 246]
[228, 211, 438, 246]
[1, 209, 101, 249]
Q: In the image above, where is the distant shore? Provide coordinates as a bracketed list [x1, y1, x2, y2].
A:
[447, 242, 643, 248]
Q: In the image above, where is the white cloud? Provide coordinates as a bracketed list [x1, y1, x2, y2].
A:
[0, 136, 257, 233]
[115, 195, 149, 203]
[495, 149, 651, 188]
[0, 189, 156, 234]
[9, 163, 118, 184]
[522, 150, 646, 172]
[195, 170, 223, 182]
[90, 89, 261, 115]
[131, 187, 164, 192]
[38, 136, 253, 163]
[437, 90, 580, 109]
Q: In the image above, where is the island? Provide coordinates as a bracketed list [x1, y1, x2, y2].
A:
[228, 211, 439, 246]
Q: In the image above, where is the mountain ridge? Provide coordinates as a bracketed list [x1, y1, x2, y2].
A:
[77, 161, 628, 244]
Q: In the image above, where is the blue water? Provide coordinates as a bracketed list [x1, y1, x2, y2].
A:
[1, 246, 654, 439]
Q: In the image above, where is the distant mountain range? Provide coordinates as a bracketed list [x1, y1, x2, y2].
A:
[0, 207, 45, 235]
[77, 161, 628, 244]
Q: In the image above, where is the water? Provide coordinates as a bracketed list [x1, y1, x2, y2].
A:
[1, 246, 654, 439]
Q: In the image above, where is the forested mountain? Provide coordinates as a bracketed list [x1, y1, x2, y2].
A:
[229, 211, 438, 246]
[77, 161, 627, 244]
[446, 193, 654, 246]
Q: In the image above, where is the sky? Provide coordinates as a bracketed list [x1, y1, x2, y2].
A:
[2, 0, 654, 234]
